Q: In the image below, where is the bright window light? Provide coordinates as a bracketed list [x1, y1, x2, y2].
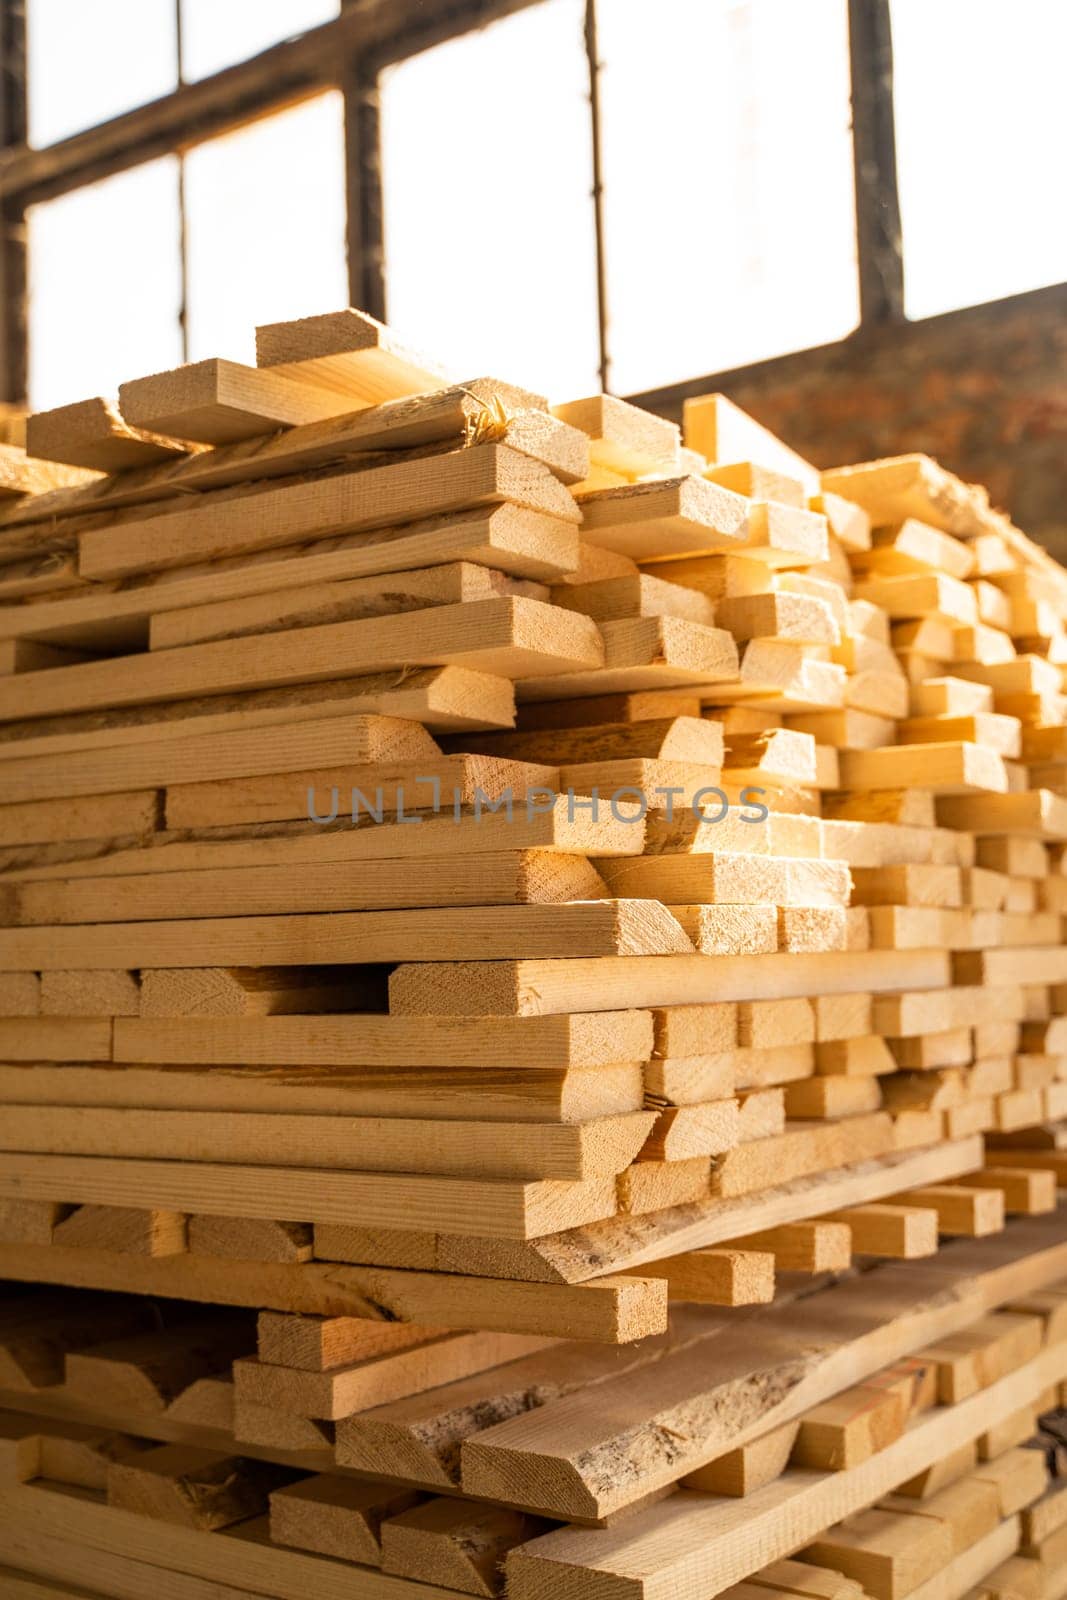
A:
[892, 0, 1067, 319]
[598, 0, 860, 393]
[183, 92, 348, 365]
[27, 0, 177, 147]
[28, 158, 183, 409]
[380, 0, 602, 399]
[179, 0, 340, 83]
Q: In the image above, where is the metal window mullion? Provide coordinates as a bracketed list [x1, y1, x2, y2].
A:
[343, 53, 386, 322]
[584, 0, 610, 391]
[0, 0, 28, 402]
[848, 0, 904, 324]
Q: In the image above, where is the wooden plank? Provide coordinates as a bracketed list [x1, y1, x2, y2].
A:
[683, 394, 821, 493]
[0, 667, 515, 758]
[4, 850, 610, 923]
[515, 615, 739, 702]
[576, 477, 749, 560]
[114, 1009, 653, 1068]
[257, 1312, 450, 1371]
[618, 1248, 776, 1306]
[0, 1242, 668, 1342]
[118, 358, 351, 443]
[164, 752, 557, 829]
[0, 790, 159, 848]
[78, 444, 578, 581]
[10, 802, 641, 889]
[0, 1154, 623, 1239]
[0, 446, 96, 500]
[147, 558, 546, 652]
[53, 1205, 187, 1257]
[0, 1063, 646, 1128]
[63, 1317, 251, 1412]
[0, 506, 580, 653]
[552, 394, 680, 479]
[0, 381, 585, 533]
[380, 1496, 547, 1594]
[325, 1141, 983, 1286]
[254, 306, 448, 403]
[25, 397, 188, 471]
[464, 1219, 1067, 1516]
[445, 714, 723, 767]
[0, 596, 603, 723]
[39, 971, 138, 1016]
[0, 899, 693, 970]
[387, 949, 952, 1015]
[269, 1474, 421, 1567]
[502, 1300, 1067, 1587]
[137, 966, 383, 1018]
[0, 1106, 655, 1181]
[0, 711, 443, 802]
[234, 1330, 548, 1420]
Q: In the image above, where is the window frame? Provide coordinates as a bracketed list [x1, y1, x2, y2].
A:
[0, 0, 1057, 412]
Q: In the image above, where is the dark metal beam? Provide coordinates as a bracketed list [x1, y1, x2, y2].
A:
[0, 0, 546, 207]
[848, 0, 904, 323]
[0, 0, 27, 402]
[343, 55, 386, 322]
[584, 0, 610, 392]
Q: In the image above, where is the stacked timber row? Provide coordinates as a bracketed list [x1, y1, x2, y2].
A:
[0, 308, 1064, 1598]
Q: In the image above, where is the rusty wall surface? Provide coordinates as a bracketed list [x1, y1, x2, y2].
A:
[634, 283, 1067, 560]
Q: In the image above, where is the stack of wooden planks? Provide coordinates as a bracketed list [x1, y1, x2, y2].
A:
[0, 305, 1065, 1598]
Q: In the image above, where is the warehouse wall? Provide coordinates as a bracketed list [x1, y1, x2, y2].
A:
[637, 283, 1067, 561]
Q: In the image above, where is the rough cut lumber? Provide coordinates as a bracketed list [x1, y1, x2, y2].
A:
[148, 559, 545, 652]
[255, 306, 448, 403]
[0, 445, 95, 500]
[114, 1009, 653, 1068]
[257, 1312, 451, 1371]
[552, 394, 680, 480]
[233, 1329, 547, 1420]
[0, 665, 516, 754]
[137, 966, 381, 1018]
[0, 1154, 623, 1239]
[618, 1248, 775, 1305]
[515, 614, 739, 701]
[0, 790, 159, 848]
[187, 1216, 311, 1263]
[501, 1271, 1067, 1570]
[0, 1062, 646, 1128]
[25, 396, 188, 470]
[106, 1441, 294, 1529]
[77, 444, 579, 582]
[5, 850, 609, 922]
[0, 899, 693, 970]
[0, 597, 603, 722]
[163, 751, 557, 828]
[118, 358, 350, 443]
[63, 1317, 251, 1412]
[684, 393, 821, 493]
[328, 1141, 982, 1286]
[576, 477, 748, 560]
[0, 1241, 667, 1342]
[825, 1205, 939, 1258]
[52, 1205, 187, 1257]
[269, 1473, 421, 1567]
[0, 506, 580, 655]
[387, 948, 951, 1015]
[381, 1496, 547, 1595]
[0, 711, 444, 803]
[39, 971, 138, 1017]
[0, 381, 586, 536]
[0, 1106, 656, 1181]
